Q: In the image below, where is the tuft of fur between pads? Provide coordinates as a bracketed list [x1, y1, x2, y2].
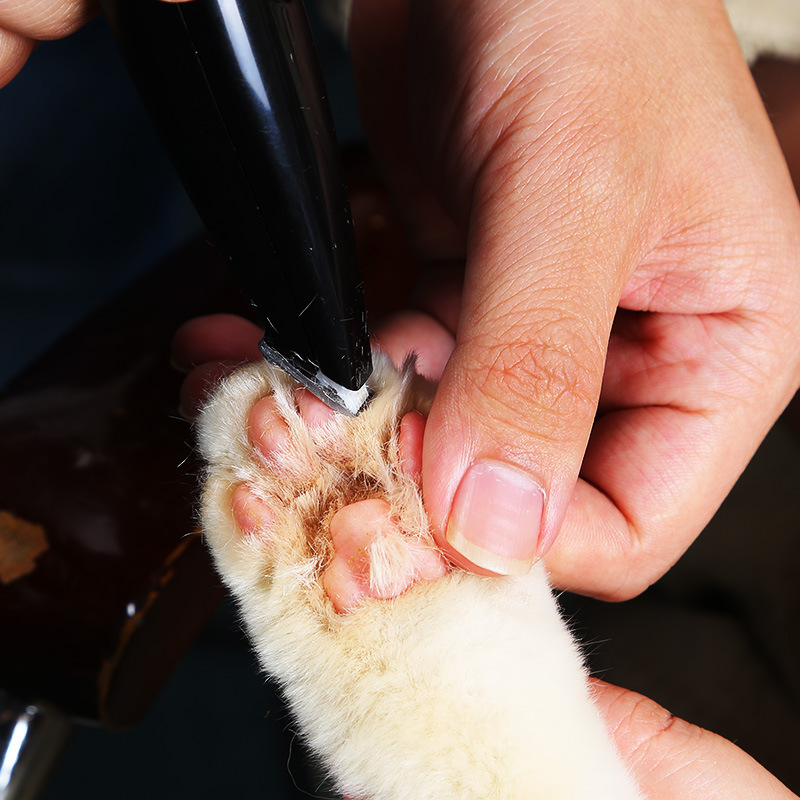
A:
[197, 352, 642, 800]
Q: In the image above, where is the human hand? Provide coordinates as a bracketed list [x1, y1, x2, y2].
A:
[334, 680, 799, 799]
[0, 0, 96, 87]
[591, 679, 798, 799]
[0, 0, 198, 89]
[175, 0, 800, 599]
[343, 0, 800, 595]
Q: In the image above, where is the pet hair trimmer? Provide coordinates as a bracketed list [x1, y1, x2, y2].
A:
[101, 0, 372, 415]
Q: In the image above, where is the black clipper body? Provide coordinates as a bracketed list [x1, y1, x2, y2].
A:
[102, 0, 372, 414]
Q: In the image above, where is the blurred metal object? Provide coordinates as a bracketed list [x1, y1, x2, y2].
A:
[0, 692, 71, 800]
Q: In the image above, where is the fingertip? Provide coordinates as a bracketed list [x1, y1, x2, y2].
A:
[171, 313, 262, 372]
[542, 478, 668, 601]
[372, 310, 455, 380]
[0, 0, 97, 41]
[0, 28, 35, 89]
[442, 460, 543, 576]
[430, 535, 504, 577]
[179, 361, 240, 420]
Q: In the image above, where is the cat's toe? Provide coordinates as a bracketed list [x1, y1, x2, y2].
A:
[231, 483, 276, 537]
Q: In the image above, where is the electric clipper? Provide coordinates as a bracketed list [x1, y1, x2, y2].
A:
[101, 0, 372, 415]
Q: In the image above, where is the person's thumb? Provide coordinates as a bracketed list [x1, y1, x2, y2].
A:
[411, 14, 653, 574]
[421, 170, 634, 574]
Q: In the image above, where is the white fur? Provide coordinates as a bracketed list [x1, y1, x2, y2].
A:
[724, 0, 800, 63]
[197, 353, 642, 800]
[319, 0, 800, 64]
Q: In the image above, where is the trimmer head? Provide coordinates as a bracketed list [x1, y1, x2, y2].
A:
[258, 340, 371, 417]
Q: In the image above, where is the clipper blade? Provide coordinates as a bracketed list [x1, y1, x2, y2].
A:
[258, 340, 371, 417]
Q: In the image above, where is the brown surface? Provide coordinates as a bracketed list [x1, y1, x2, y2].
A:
[753, 57, 800, 196]
[345, 148, 425, 320]
[0, 510, 48, 584]
[0, 241, 244, 727]
[752, 57, 800, 443]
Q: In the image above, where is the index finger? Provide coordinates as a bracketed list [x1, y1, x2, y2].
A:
[0, 0, 95, 40]
[0, 26, 32, 87]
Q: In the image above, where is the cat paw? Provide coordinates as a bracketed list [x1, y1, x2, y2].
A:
[196, 353, 643, 800]
[198, 354, 447, 617]
[226, 381, 446, 613]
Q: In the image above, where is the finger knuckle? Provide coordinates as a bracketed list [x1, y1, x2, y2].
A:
[464, 318, 603, 440]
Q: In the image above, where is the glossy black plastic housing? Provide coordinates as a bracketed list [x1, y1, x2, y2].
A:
[102, 0, 372, 394]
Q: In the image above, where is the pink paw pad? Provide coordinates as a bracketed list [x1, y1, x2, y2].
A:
[397, 410, 425, 480]
[234, 384, 446, 615]
[248, 396, 297, 463]
[294, 387, 337, 428]
[231, 484, 275, 535]
[322, 498, 447, 613]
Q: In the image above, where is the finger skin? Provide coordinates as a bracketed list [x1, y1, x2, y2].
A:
[179, 361, 245, 420]
[171, 313, 263, 372]
[591, 680, 798, 800]
[352, 0, 800, 588]
[0, 25, 33, 88]
[0, 0, 94, 92]
[0, 0, 191, 91]
[0, 0, 95, 41]
[372, 311, 455, 381]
